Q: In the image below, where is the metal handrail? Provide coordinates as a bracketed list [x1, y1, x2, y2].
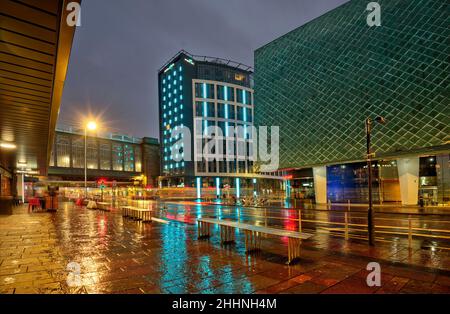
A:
[152, 201, 450, 249]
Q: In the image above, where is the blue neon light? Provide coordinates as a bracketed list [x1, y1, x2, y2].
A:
[236, 178, 240, 198]
[216, 178, 220, 196]
[196, 177, 201, 198]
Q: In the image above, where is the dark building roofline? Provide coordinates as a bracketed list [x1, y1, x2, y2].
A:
[158, 50, 254, 74]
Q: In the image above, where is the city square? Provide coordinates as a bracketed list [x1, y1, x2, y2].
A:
[0, 0, 449, 302]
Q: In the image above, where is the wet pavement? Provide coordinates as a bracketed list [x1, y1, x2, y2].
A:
[0, 202, 450, 294]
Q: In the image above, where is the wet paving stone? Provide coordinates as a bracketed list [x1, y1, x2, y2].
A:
[0, 203, 449, 294]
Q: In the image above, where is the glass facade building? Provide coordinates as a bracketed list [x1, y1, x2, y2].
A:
[254, 0, 450, 205]
[48, 127, 160, 187]
[158, 51, 260, 190]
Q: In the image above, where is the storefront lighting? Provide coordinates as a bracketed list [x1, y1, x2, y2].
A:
[0, 142, 16, 149]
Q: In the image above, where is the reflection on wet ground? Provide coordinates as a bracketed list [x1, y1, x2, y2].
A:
[0, 202, 449, 294]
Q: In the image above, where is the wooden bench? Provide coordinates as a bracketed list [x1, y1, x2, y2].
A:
[121, 206, 152, 222]
[97, 202, 111, 212]
[197, 218, 313, 264]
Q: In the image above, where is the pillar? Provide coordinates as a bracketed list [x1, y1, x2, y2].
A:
[16, 174, 25, 203]
[397, 157, 419, 205]
[313, 166, 327, 204]
[436, 154, 450, 204]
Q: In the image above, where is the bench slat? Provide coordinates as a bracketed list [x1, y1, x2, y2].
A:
[198, 218, 312, 240]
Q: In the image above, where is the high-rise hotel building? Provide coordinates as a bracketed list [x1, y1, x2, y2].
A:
[159, 51, 268, 193]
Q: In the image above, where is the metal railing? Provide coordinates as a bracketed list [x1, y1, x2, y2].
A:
[153, 201, 450, 250]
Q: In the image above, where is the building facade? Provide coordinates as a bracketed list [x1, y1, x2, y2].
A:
[48, 125, 160, 187]
[254, 0, 450, 205]
[159, 51, 270, 194]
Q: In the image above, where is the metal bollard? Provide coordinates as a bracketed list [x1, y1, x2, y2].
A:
[344, 212, 349, 240]
[408, 216, 412, 248]
[298, 210, 302, 233]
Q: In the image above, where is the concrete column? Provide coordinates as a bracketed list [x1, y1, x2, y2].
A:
[436, 154, 450, 204]
[16, 174, 24, 203]
[397, 157, 419, 205]
[313, 166, 327, 204]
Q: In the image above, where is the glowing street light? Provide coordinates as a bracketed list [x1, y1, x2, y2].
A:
[87, 121, 97, 131]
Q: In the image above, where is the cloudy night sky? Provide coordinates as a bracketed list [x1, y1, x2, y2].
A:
[60, 0, 349, 139]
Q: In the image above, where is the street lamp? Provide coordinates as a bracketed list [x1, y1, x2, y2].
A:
[365, 116, 386, 246]
[85, 121, 97, 198]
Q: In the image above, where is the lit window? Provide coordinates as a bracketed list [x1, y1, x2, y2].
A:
[179, 75, 182, 81]
[169, 101, 172, 106]
[168, 75, 171, 80]
[179, 85, 182, 91]
[180, 95, 183, 100]
[163, 96, 166, 101]
[173, 79, 177, 85]
[235, 73, 245, 81]
[163, 88, 166, 93]
[168, 93, 172, 98]
[168, 84, 171, 89]
[179, 66, 182, 71]
[174, 98, 178, 104]
[180, 114, 183, 119]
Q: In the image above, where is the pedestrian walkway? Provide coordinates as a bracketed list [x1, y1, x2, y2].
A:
[0, 203, 449, 294]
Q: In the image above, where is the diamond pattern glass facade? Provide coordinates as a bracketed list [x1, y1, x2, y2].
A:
[254, 0, 450, 169]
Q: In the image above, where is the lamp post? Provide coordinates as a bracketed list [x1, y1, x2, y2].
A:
[84, 121, 97, 198]
[365, 116, 386, 246]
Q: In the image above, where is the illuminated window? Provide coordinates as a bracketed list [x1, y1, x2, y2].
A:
[100, 141, 111, 170]
[134, 146, 142, 172]
[56, 134, 70, 167]
[124, 145, 134, 172]
[71, 137, 84, 168]
[235, 73, 245, 81]
[112, 143, 123, 171]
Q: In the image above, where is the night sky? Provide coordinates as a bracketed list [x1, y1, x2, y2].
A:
[60, 0, 348, 139]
